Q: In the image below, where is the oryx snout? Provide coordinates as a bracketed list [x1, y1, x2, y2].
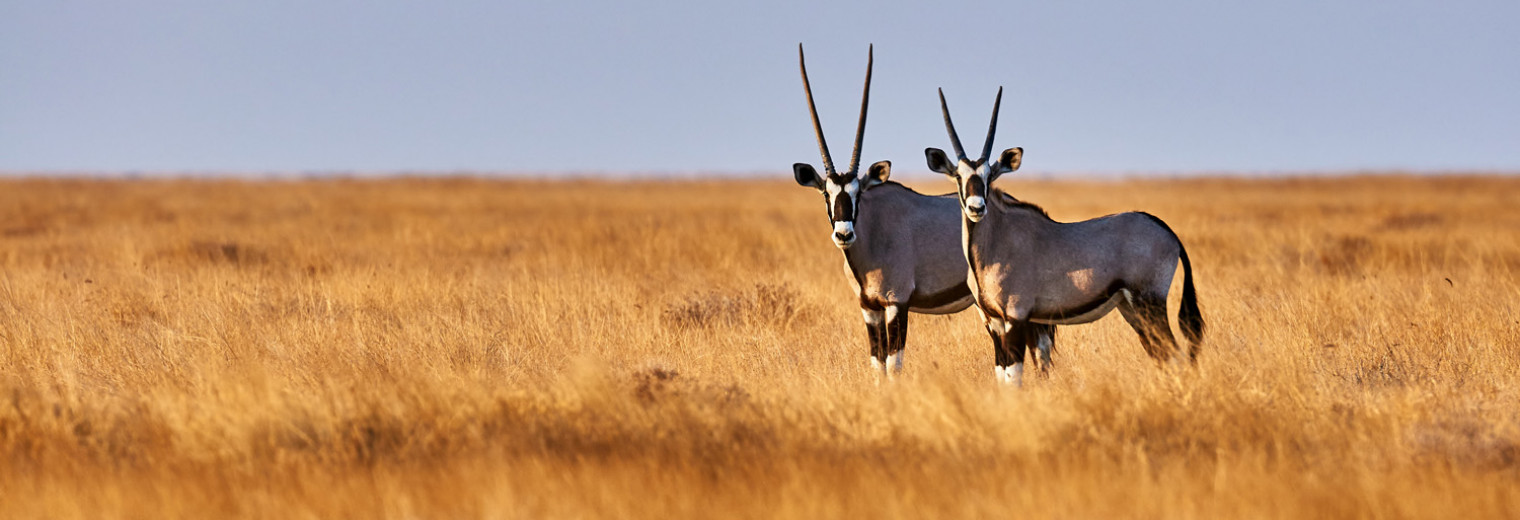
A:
[965, 196, 987, 222]
[832, 221, 857, 248]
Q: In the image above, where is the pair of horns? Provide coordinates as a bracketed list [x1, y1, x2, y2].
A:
[799, 43, 872, 177]
[939, 86, 1002, 164]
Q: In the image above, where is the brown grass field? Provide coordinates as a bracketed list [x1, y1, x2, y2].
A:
[1, 174, 1518, 518]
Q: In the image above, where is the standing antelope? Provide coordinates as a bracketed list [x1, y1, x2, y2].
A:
[792, 44, 989, 377]
[925, 88, 1204, 386]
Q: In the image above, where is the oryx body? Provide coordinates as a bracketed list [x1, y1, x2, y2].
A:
[834, 182, 977, 372]
[927, 89, 1204, 386]
[792, 45, 980, 377]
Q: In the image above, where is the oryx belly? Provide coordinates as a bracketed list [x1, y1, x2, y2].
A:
[1030, 291, 1126, 325]
[909, 292, 975, 314]
[907, 282, 975, 314]
[973, 258, 1127, 324]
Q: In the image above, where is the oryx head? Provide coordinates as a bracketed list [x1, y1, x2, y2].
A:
[792, 44, 891, 250]
[924, 87, 1022, 223]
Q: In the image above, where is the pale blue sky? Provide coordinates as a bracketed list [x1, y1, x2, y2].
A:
[2, 1, 1516, 175]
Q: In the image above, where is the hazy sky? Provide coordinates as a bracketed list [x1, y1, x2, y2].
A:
[2, 1, 1517, 175]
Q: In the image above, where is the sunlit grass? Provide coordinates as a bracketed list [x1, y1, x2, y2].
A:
[1, 175, 1517, 518]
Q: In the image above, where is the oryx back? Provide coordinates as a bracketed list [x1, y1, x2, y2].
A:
[968, 195, 1182, 326]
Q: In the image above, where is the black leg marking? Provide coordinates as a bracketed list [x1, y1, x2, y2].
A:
[1003, 321, 1030, 369]
[1119, 296, 1180, 363]
[1026, 323, 1056, 375]
[885, 305, 909, 356]
[865, 313, 885, 363]
[989, 325, 1008, 368]
[991, 320, 1032, 385]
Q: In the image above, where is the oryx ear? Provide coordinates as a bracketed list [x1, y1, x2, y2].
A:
[997, 147, 1023, 173]
[925, 148, 955, 176]
[793, 163, 823, 190]
[990, 147, 1023, 183]
[865, 160, 891, 188]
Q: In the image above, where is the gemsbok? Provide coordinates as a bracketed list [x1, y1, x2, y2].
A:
[792, 44, 990, 378]
[925, 88, 1204, 386]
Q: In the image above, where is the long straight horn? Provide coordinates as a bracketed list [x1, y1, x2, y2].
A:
[798, 44, 836, 176]
[847, 44, 873, 175]
[981, 87, 1003, 163]
[938, 88, 968, 162]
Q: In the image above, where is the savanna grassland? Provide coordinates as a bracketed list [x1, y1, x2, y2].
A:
[1, 175, 1518, 519]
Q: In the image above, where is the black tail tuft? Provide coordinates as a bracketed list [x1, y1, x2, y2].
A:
[1137, 212, 1205, 361]
[1177, 242, 1205, 359]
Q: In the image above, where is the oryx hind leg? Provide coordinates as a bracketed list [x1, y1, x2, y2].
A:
[1117, 292, 1182, 364]
[1025, 323, 1056, 375]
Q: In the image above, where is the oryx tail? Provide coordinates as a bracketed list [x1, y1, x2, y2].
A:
[1140, 212, 1205, 355]
[1175, 226, 1205, 350]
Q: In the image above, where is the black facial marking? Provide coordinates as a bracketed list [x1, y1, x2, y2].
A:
[966, 175, 986, 201]
[826, 178, 856, 223]
[833, 192, 853, 223]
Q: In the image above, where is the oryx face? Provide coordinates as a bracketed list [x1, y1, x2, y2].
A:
[794, 160, 892, 249]
[793, 43, 879, 250]
[925, 149, 1021, 223]
[923, 87, 1021, 223]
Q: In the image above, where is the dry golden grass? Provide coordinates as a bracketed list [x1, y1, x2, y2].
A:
[1, 175, 1518, 519]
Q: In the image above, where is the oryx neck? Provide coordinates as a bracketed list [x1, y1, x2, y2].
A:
[987, 187, 1053, 221]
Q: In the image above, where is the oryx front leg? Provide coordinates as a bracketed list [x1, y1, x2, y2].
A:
[988, 317, 1027, 387]
[862, 308, 888, 376]
[882, 304, 909, 378]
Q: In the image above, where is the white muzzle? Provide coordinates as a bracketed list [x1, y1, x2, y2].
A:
[965, 196, 986, 222]
[832, 221, 856, 248]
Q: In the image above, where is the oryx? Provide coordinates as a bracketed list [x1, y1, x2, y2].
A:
[925, 88, 1204, 386]
[792, 44, 986, 377]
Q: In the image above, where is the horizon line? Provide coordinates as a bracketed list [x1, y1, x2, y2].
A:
[2, 168, 1517, 181]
